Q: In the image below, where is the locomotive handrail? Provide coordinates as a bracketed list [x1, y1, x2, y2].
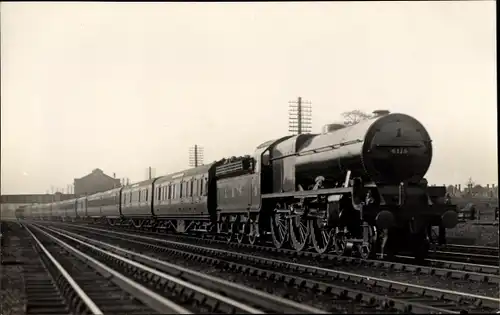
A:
[298, 139, 363, 155]
[270, 139, 364, 161]
[262, 186, 353, 199]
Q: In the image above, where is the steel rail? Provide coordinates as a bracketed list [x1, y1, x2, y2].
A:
[30, 224, 192, 314]
[24, 224, 104, 315]
[35, 224, 268, 314]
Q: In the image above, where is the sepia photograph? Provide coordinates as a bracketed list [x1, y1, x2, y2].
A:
[1, 1, 498, 314]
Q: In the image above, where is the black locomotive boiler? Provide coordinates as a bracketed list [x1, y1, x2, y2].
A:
[260, 111, 457, 259]
[19, 110, 458, 261]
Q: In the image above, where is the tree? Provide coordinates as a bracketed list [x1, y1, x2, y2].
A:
[341, 110, 373, 126]
[466, 177, 475, 188]
[465, 177, 475, 196]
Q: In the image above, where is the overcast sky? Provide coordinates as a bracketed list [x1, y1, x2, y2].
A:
[1, 1, 497, 194]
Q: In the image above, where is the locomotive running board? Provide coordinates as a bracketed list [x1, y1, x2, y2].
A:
[262, 187, 355, 199]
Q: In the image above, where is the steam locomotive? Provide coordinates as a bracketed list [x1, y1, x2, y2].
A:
[19, 111, 458, 260]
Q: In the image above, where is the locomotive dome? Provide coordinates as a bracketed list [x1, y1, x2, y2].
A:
[372, 109, 391, 116]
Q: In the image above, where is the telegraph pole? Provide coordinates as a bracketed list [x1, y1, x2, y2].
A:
[288, 96, 312, 135]
[189, 145, 204, 167]
[145, 167, 154, 180]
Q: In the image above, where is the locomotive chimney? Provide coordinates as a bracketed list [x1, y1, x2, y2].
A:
[322, 123, 345, 134]
[372, 110, 390, 117]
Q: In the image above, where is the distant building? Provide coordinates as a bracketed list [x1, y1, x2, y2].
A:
[0, 192, 76, 219]
[74, 168, 121, 197]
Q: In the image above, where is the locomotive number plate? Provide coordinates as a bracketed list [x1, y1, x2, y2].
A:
[391, 147, 409, 155]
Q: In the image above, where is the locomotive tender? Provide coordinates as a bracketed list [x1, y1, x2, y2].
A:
[20, 111, 458, 260]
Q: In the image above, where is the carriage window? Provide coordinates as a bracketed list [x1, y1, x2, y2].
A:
[138, 190, 142, 202]
[157, 187, 161, 200]
[180, 183, 184, 198]
[172, 185, 176, 199]
[167, 185, 171, 199]
[145, 189, 148, 201]
[129, 192, 132, 203]
[193, 179, 198, 196]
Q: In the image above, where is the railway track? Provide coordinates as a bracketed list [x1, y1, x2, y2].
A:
[29, 222, 326, 314]
[428, 249, 498, 266]
[61, 221, 500, 275]
[24, 221, 195, 314]
[439, 244, 499, 256]
[37, 222, 500, 314]
[0, 221, 168, 315]
[429, 244, 499, 265]
[52, 222, 499, 274]
[1, 221, 99, 315]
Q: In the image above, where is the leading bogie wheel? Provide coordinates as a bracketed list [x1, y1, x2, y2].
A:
[356, 223, 377, 260]
[332, 228, 349, 256]
[358, 243, 373, 260]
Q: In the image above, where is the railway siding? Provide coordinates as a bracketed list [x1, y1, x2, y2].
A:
[43, 223, 500, 314]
